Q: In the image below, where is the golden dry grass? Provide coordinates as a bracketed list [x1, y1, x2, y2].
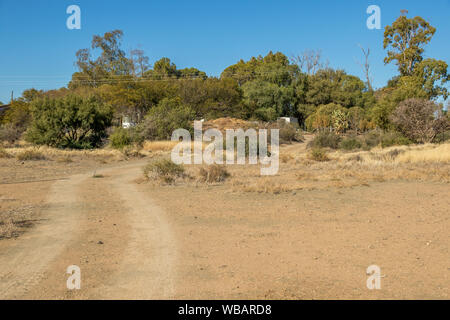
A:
[0, 148, 12, 158]
[142, 140, 179, 152]
[141, 140, 450, 194]
[3, 145, 125, 161]
[395, 143, 450, 164]
[227, 142, 450, 194]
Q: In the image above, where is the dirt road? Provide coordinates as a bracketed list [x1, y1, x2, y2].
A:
[0, 161, 177, 299]
[0, 156, 448, 299]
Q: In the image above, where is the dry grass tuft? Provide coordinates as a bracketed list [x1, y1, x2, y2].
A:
[142, 141, 179, 152]
[0, 148, 12, 158]
[308, 148, 330, 162]
[16, 150, 46, 161]
[232, 178, 296, 194]
[143, 158, 187, 184]
[198, 164, 230, 183]
[280, 153, 294, 164]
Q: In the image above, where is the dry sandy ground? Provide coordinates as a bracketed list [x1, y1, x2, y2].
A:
[0, 143, 449, 299]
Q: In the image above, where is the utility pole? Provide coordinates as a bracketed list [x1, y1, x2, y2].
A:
[11, 91, 13, 104]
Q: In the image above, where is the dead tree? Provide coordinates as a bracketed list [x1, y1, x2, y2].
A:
[291, 49, 328, 75]
[357, 44, 373, 92]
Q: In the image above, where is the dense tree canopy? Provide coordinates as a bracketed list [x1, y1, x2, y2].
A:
[3, 11, 448, 149]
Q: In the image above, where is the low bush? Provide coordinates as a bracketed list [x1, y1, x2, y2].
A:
[277, 121, 303, 144]
[308, 131, 341, 149]
[110, 127, 132, 149]
[109, 127, 144, 150]
[361, 130, 382, 150]
[198, 164, 230, 183]
[357, 130, 411, 150]
[339, 137, 362, 151]
[143, 159, 186, 184]
[380, 132, 412, 148]
[16, 150, 46, 161]
[308, 148, 329, 162]
[433, 130, 450, 143]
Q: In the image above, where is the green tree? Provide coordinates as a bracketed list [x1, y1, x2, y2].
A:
[412, 58, 449, 99]
[69, 30, 132, 88]
[146, 57, 178, 79]
[178, 78, 244, 119]
[1, 100, 31, 128]
[383, 12, 436, 76]
[178, 68, 207, 79]
[242, 80, 295, 120]
[139, 97, 195, 140]
[26, 95, 113, 148]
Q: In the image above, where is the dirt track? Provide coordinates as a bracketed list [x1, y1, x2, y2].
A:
[0, 161, 177, 299]
[0, 157, 449, 299]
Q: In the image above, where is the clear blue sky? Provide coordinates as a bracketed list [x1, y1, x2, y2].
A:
[1, 0, 449, 104]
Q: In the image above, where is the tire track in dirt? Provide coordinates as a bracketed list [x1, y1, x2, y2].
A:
[0, 175, 85, 299]
[94, 165, 177, 299]
[0, 161, 177, 299]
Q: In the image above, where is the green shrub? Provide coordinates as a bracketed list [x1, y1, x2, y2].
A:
[26, 95, 112, 149]
[16, 150, 46, 161]
[308, 148, 329, 162]
[277, 121, 302, 144]
[198, 164, 230, 183]
[339, 137, 362, 150]
[110, 127, 132, 149]
[308, 131, 341, 149]
[380, 132, 412, 148]
[433, 130, 450, 143]
[139, 98, 194, 141]
[143, 159, 186, 184]
[358, 130, 411, 150]
[361, 130, 382, 150]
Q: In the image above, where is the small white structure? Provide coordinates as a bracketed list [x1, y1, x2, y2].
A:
[278, 117, 299, 125]
[121, 116, 136, 129]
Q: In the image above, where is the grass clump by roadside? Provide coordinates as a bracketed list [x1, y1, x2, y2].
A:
[0, 148, 12, 158]
[308, 148, 330, 162]
[198, 164, 230, 183]
[16, 150, 46, 161]
[109, 127, 133, 149]
[143, 158, 186, 184]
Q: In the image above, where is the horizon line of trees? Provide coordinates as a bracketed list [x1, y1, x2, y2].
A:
[0, 11, 449, 148]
